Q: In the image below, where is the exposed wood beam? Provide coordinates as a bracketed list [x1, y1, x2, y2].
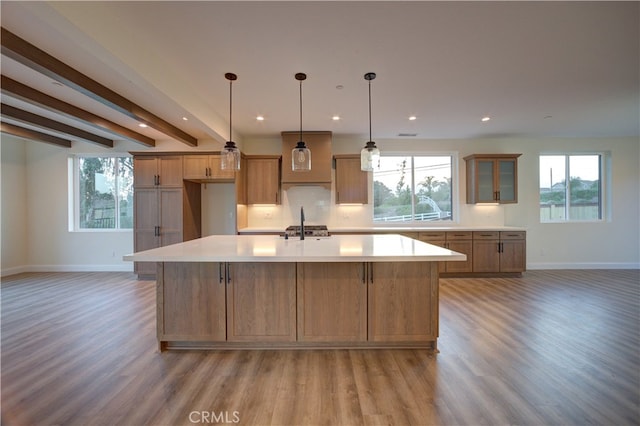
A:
[1, 103, 114, 148]
[1, 28, 198, 147]
[1, 121, 72, 148]
[1, 75, 155, 147]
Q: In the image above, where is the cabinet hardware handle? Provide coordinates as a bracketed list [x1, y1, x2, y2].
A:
[369, 263, 374, 284]
[154, 226, 160, 237]
[226, 263, 231, 284]
[219, 263, 224, 283]
[496, 191, 501, 201]
[500, 242, 504, 253]
[362, 263, 366, 284]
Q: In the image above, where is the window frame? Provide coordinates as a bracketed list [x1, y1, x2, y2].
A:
[372, 152, 459, 225]
[69, 154, 134, 232]
[539, 152, 607, 223]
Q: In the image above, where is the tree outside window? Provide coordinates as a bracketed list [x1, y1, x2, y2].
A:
[373, 155, 453, 223]
[77, 156, 133, 229]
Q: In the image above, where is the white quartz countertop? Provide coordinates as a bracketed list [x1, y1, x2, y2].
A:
[124, 234, 467, 263]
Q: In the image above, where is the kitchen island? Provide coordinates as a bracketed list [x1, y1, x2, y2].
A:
[124, 234, 465, 351]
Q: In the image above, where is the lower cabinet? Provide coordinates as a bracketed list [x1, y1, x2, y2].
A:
[472, 231, 526, 273]
[297, 263, 367, 342]
[368, 262, 438, 343]
[159, 262, 226, 342]
[226, 262, 297, 342]
[418, 231, 474, 273]
[158, 262, 296, 348]
[158, 260, 438, 349]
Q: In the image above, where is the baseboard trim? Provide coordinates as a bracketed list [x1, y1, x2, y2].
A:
[1, 264, 134, 277]
[527, 262, 640, 270]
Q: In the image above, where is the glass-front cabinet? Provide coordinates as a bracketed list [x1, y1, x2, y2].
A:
[464, 154, 521, 204]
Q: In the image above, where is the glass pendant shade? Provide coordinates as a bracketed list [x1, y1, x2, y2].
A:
[361, 141, 380, 171]
[221, 141, 241, 170]
[292, 73, 311, 172]
[221, 72, 240, 171]
[361, 72, 380, 171]
[292, 141, 311, 171]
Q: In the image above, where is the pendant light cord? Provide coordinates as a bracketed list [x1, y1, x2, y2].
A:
[229, 79, 232, 141]
[299, 78, 303, 142]
[368, 78, 372, 142]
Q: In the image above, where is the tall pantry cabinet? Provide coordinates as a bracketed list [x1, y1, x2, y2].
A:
[132, 154, 200, 278]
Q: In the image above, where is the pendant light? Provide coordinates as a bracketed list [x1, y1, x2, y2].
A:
[361, 72, 380, 171]
[292, 72, 311, 172]
[221, 72, 241, 171]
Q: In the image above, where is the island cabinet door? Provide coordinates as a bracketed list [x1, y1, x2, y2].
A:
[296, 263, 367, 342]
[367, 262, 438, 343]
[159, 262, 227, 341]
[226, 263, 297, 342]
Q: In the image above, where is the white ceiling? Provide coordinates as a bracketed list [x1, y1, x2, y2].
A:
[1, 1, 638, 147]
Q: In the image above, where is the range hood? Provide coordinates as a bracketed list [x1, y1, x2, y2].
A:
[281, 131, 332, 189]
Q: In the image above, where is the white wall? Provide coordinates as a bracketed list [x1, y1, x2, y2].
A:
[1, 133, 638, 276]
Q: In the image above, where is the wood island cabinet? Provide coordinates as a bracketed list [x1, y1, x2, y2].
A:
[158, 262, 297, 348]
[159, 262, 227, 342]
[464, 154, 521, 204]
[334, 155, 369, 204]
[368, 262, 438, 343]
[246, 155, 281, 204]
[226, 263, 296, 342]
[281, 131, 332, 189]
[297, 263, 367, 342]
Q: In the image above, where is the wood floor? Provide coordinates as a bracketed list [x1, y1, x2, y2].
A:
[1, 270, 638, 426]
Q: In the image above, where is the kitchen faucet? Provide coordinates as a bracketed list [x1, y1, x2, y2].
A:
[300, 206, 305, 240]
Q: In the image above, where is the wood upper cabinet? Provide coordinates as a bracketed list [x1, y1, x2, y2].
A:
[159, 262, 227, 342]
[183, 154, 235, 181]
[368, 262, 438, 342]
[226, 263, 297, 342]
[297, 263, 367, 342]
[281, 131, 332, 189]
[133, 155, 183, 188]
[464, 154, 521, 204]
[334, 155, 368, 204]
[246, 155, 281, 204]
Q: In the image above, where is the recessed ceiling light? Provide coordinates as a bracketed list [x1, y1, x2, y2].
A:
[481, 116, 491, 122]
[182, 117, 188, 121]
[138, 123, 148, 128]
[256, 115, 265, 121]
[332, 115, 340, 121]
[408, 115, 417, 121]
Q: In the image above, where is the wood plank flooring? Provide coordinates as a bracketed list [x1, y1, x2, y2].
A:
[1, 270, 638, 425]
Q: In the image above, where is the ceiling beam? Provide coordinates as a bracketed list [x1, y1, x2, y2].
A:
[1, 27, 198, 147]
[1, 121, 72, 148]
[1, 75, 155, 147]
[1, 103, 114, 148]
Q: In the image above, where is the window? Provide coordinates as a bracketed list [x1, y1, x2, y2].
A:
[72, 156, 134, 230]
[539, 154, 603, 222]
[373, 155, 454, 223]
